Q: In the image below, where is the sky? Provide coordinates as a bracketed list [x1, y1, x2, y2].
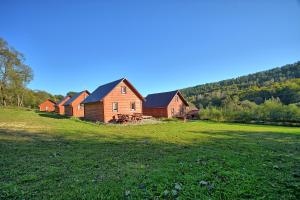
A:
[1, 0, 300, 96]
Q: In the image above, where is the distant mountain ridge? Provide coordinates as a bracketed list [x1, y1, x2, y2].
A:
[181, 61, 300, 108]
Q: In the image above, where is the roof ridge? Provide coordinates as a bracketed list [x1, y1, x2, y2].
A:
[146, 90, 178, 97]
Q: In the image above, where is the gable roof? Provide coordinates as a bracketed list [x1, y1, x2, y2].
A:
[47, 99, 56, 104]
[82, 78, 144, 104]
[64, 90, 90, 106]
[39, 99, 56, 106]
[56, 96, 71, 106]
[144, 90, 189, 108]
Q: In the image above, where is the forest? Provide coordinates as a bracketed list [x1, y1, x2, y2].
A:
[181, 62, 300, 123]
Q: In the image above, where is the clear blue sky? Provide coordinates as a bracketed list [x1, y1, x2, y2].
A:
[1, 0, 300, 96]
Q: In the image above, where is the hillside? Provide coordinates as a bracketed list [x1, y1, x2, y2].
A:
[181, 61, 300, 108]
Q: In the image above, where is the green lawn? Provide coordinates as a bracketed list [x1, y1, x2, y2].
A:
[0, 108, 299, 199]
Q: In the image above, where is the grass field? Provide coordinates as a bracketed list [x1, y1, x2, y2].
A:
[0, 108, 299, 199]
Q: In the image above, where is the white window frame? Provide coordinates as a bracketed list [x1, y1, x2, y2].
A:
[121, 86, 127, 94]
[112, 102, 118, 112]
[130, 102, 136, 111]
[78, 104, 84, 111]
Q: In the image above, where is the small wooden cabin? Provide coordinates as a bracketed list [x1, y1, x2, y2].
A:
[64, 90, 90, 117]
[39, 99, 56, 112]
[82, 78, 144, 123]
[143, 90, 189, 118]
[55, 96, 71, 115]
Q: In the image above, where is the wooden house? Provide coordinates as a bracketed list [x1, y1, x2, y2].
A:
[39, 99, 56, 112]
[55, 96, 71, 115]
[143, 90, 189, 118]
[82, 78, 144, 123]
[64, 90, 90, 117]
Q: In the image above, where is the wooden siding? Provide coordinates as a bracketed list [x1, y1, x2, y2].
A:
[55, 105, 65, 115]
[55, 97, 70, 115]
[64, 106, 73, 116]
[143, 107, 167, 118]
[103, 81, 143, 123]
[142, 93, 187, 118]
[167, 93, 187, 118]
[39, 100, 55, 112]
[64, 91, 89, 117]
[84, 102, 104, 122]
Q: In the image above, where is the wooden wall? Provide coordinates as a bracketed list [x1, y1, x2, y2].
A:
[142, 93, 187, 118]
[84, 102, 104, 122]
[143, 107, 167, 118]
[39, 100, 55, 112]
[103, 81, 143, 123]
[64, 106, 73, 116]
[55, 97, 70, 115]
[167, 93, 187, 118]
[65, 91, 89, 117]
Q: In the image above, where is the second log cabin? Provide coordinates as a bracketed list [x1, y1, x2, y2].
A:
[64, 90, 90, 117]
[55, 96, 71, 115]
[143, 90, 189, 118]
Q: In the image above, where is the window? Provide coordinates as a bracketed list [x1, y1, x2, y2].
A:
[180, 107, 184, 115]
[175, 96, 179, 102]
[171, 108, 175, 115]
[121, 86, 127, 94]
[77, 104, 84, 110]
[46, 106, 48, 111]
[112, 102, 118, 112]
[131, 102, 136, 111]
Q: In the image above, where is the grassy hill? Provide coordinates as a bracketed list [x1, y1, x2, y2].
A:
[181, 61, 300, 108]
[1, 108, 299, 199]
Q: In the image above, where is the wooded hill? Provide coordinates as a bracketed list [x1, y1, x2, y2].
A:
[181, 62, 300, 108]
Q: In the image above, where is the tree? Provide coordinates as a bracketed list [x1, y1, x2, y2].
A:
[0, 38, 33, 106]
[67, 91, 77, 97]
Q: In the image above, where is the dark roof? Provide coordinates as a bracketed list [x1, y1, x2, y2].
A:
[56, 96, 70, 106]
[144, 90, 189, 108]
[82, 78, 144, 104]
[64, 90, 89, 106]
[47, 99, 56, 104]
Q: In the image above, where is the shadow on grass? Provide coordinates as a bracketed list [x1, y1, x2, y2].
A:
[37, 111, 69, 119]
[0, 127, 299, 199]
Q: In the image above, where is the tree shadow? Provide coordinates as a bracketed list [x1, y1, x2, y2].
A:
[37, 112, 69, 119]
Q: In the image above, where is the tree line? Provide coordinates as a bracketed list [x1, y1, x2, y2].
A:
[199, 97, 300, 124]
[181, 61, 300, 108]
[181, 62, 300, 123]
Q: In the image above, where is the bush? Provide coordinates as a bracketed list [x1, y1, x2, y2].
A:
[198, 97, 300, 123]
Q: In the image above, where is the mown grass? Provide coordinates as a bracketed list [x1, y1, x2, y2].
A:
[0, 108, 299, 199]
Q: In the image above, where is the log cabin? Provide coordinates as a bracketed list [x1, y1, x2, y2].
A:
[55, 96, 71, 115]
[64, 90, 90, 117]
[143, 90, 189, 118]
[82, 78, 144, 123]
[39, 99, 56, 112]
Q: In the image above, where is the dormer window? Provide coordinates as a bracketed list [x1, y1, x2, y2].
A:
[121, 86, 127, 94]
